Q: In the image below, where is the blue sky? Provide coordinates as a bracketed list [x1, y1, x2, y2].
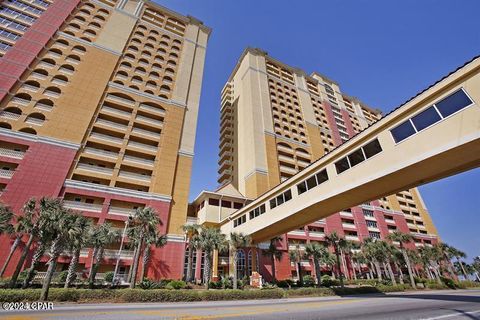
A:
[156, 0, 480, 261]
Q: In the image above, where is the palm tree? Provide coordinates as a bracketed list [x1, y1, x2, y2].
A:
[10, 198, 52, 288]
[262, 236, 283, 283]
[140, 231, 166, 280]
[88, 223, 119, 288]
[288, 247, 303, 284]
[127, 207, 161, 288]
[387, 231, 416, 288]
[64, 215, 91, 288]
[472, 257, 480, 281]
[449, 246, 468, 279]
[438, 243, 458, 280]
[229, 232, 251, 289]
[182, 223, 201, 283]
[325, 231, 345, 288]
[192, 227, 226, 289]
[0, 204, 15, 277]
[305, 242, 328, 287]
[362, 238, 383, 281]
[419, 246, 442, 284]
[0, 203, 13, 235]
[40, 206, 81, 301]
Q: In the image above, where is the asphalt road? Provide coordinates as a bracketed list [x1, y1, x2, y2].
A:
[1, 289, 479, 320]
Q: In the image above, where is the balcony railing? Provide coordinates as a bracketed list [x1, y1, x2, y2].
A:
[0, 111, 21, 120]
[308, 231, 325, 238]
[83, 147, 118, 159]
[123, 155, 154, 166]
[340, 211, 353, 218]
[131, 127, 161, 139]
[138, 103, 166, 116]
[106, 94, 135, 107]
[64, 200, 103, 213]
[127, 141, 157, 152]
[108, 206, 137, 217]
[0, 147, 25, 159]
[342, 223, 356, 229]
[118, 171, 151, 182]
[95, 118, 128, 131]
[77, 163, 114, 175]
[90, 132, 124, 144]
[103, 249, 134, 259]
[287, 230, 306, 236]
[101, 106, 131, 117]
[345, 235, 359, 241]
[135, 115, 163, 126]
[0, 169, 14, 179]
[384, 218, 395, 224]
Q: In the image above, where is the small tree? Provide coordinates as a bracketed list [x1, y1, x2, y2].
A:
[262, 236, 283, 283]
[192, 227, 226, 289]
[182, 223, 201, 283]
[325, 231, 345, 288]
[305, 242, 328, 287]
[289, 246, 303, 285]
[229, 232, 251, 289]
[64, 215, 91, 288]
[88, 223, 119, 288]
[387, 231, 416, 288]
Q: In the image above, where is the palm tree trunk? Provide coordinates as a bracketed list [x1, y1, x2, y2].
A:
[374, 260, 382, 281]
[314, 259, 322, 287]
[334, 249, 344, 288]
[0, 235, 21, 277]
[89, 247, 104, 288]
[22, 242, 46, 288]
[186, 243, 194, 282]
[401, 250, 416, 289]
[271, 255, 276, 283]
[457, 258, 468, 279]
[341, 252, 349, 280]
[129, 238, 143, 289]
[204, 251, 211, 289]
[64, 247, 80, 288]
[368, 262, 374, 279]
[140, 246, 150, 280]
[394, 261, 404, 284]
[352, 260, 358, 281]
[127, 246, 137, 283]
[39, 253, 59, 301]
[386, 262, 397, 285]
[232, 249, 238, 290]
[9, 233, 35, 288]
[444, 254, 457, 280]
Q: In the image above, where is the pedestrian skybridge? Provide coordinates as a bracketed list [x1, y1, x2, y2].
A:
[220, 56, 480, 243]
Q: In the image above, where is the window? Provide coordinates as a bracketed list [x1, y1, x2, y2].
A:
[366, 220, 378, 228]
[208, 198, 219, 206]
[233, 215, 246, 227]
[221, 200, 231, 208]
[269, 190, 292, 209]
[435, 89, 473, 118]
[249, 204, 266, 219]
[369, 231, 381, 239]
[233, 202, 243, 209]
[297, 169, 329, 194]
[362, 209, 374, 217]
[411, 106, 441, 131]
[390, 88, 473, 143]
[335, 139, 382, 174]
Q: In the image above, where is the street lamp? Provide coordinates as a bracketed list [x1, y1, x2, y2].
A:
[113, 215, 133, 284]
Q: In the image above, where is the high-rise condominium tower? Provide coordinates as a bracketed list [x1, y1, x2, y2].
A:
[217, 48, 438, 280]
[0, 0, 210, 280]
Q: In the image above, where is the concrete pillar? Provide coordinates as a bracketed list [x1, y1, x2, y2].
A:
[212, 249, 219, 281]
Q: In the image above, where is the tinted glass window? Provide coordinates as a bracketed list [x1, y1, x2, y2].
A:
[208, 198, 219, 206]
[315, 169, 328, 184]
[233, 202, 243, 209]
[284, 190, 292, 201]
[306, 176, 317, 189]
[297, 181, 307, 194]
[348, 148, 365, 167]
[270, 199, 277, 209]
[363, 139, 382, 158]
[435, 89, 472, 118]
[411, 106, 441, 131]
[276, 194, 284, 205]
[335, 157, 350, 174]
[391, 121, 416, 143]
[259, 204, 266, 214]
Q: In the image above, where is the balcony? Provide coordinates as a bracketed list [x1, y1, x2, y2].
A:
[76, 163, 114, 176]
[407, 223, 416, 229]
[131, 127, 161, 139]
[0, 148, 25, 159]
[308, 231, 325, 238]
[0, 111, 21, 120]
[123, 154, 154, 166]
[342, 223, 356, 229]
[90, 132, 124, 145]
[64, 200, 103, 213]
[339, 211, 353, 218]
[384, 218, 395, 224]
[101, 106, 132, 118]
[103, 249, 134, 260]
[316, 219, 326, 224]
[0, 169, 14, 179]
[287, 230, 306, 236]
[95, 118, 128, 131]
[106, 94, 135, 107]
[127, 141, 157, 153]
[288, 245, 306, 251]
[138, 104, 166, 116]
[135, 115, 163, 127]
[185, 217, 198, 226]
[35, 102, 53, 111]
[83, 147, 118, 159]
[108, 206, 136, 217]
[118, 171, 151, 182]
[345, 235, 359, 241]
[25, 117, 44, 126]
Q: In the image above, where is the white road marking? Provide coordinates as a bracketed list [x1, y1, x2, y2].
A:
[420, 309, 480, 320]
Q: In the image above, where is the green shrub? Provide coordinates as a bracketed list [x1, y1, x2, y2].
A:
[166, 280, 186, 290]
[276, 279, 294, 288]
[104, 272, 114, 283]
[302, 275, 315, 287]
[458, 280, 480, 288]
[139, 278, 155, 289]
[320, 275, 339, 287]
[17, 270, 31, 281]
[425, 281, 448, 290]
[56, 271, 69, 283]
[208, 280, 222, 289]
[285, 287, 334, 297]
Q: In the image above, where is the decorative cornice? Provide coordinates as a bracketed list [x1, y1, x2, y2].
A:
[0, 128, 80, 150]
[64, 180, 172, 202]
